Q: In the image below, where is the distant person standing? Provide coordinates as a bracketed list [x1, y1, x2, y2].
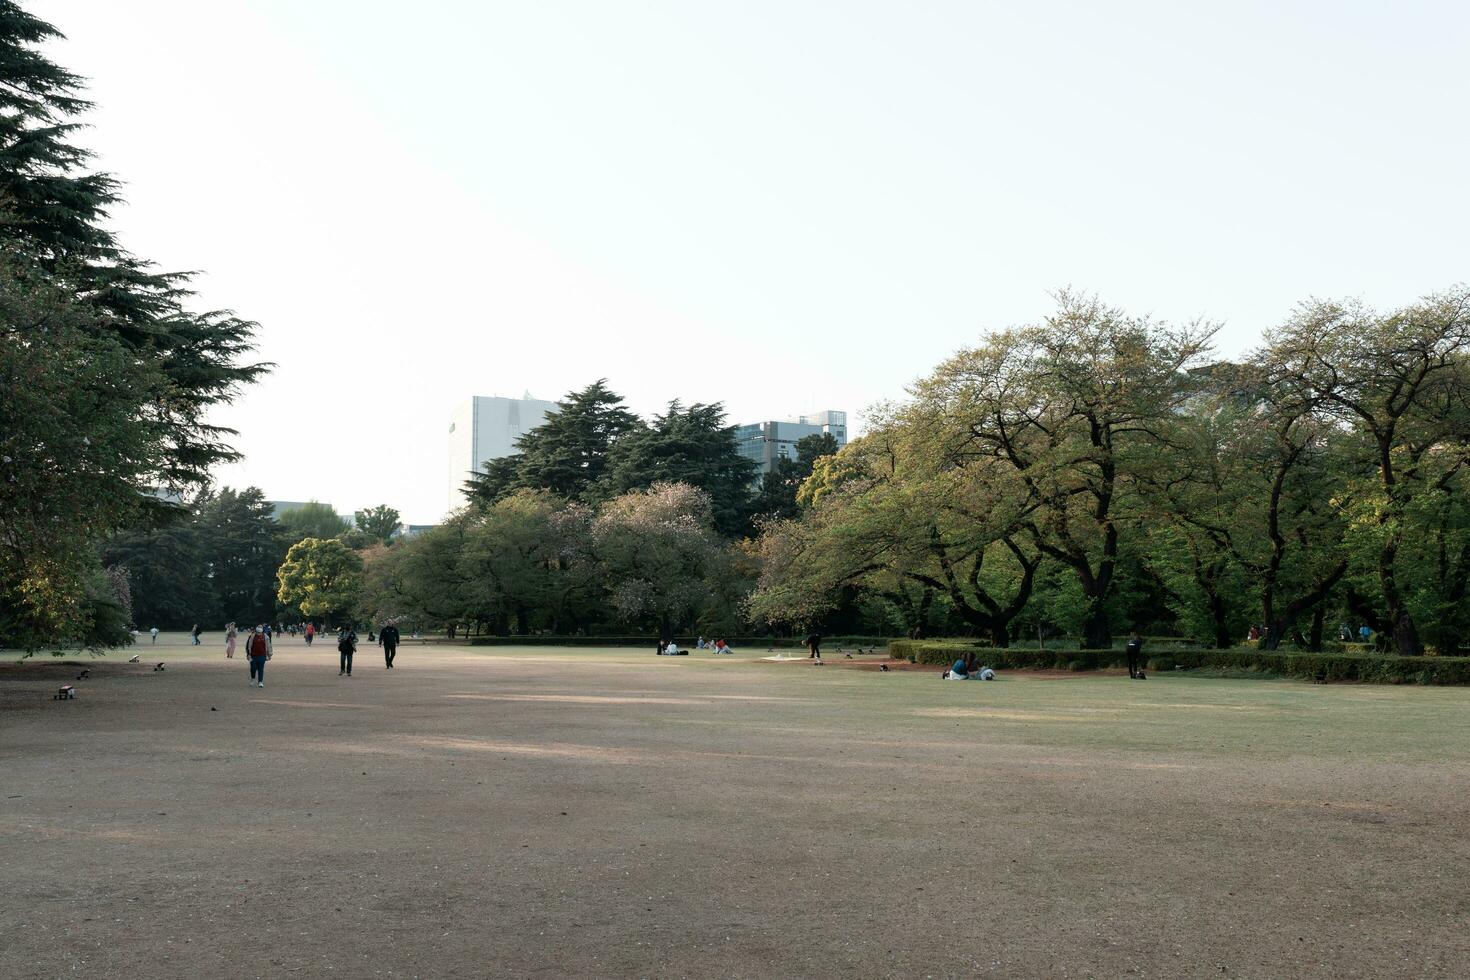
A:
[379, 622, 400, 669]
[150, 626, 159, 644]
[305, 623, 315, 646]
[806, 632, 822, 662]
[338, 628, 357, 676]
[225, 623, 238, 659]
[190, 623, 202, 646]
[246, 626, 270, 687]
[1125, 632, 1145, 680]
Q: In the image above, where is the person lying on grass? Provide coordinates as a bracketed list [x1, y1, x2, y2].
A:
[943, 660, 997, 680]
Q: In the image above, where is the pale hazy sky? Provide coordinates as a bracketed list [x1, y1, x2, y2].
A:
[49, 1, 1470, 523]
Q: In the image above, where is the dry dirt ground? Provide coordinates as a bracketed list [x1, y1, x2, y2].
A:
[3, 635, 1469, 979]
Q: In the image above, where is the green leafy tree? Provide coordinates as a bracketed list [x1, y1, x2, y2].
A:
[750, 420, 1038, 647]
[1264, 289, 1470, 653]
[592, 482, 724, 642]
[1, 258, 168, 648]
[458, 491, 565, 635]
[278, 501, 351, 543]
[354, 505, 401, 544]
[357, 517, 472, 635]
[276, 538, 364, 622]
[915, 292, 1213, 648]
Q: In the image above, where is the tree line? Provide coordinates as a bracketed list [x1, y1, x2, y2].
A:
[101, 495, 400, 631]
[349, 290, 1468, 654]
[352, 384, 836, 638]
[750, 290, 1470, 655]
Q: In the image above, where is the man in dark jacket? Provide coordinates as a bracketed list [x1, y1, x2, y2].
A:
[379, 622, 400, 669]
[1125, 632, 1145, 680]
[338, 629, 357, 677]
[806, 633, 822, 662]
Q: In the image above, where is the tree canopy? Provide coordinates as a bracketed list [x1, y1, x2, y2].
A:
[0, 2, 261, 649]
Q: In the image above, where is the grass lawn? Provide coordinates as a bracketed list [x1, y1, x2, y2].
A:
[2, 634, 1468, 977]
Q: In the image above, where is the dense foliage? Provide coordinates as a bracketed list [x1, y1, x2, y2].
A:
[750, 290, 1470, 654]
[357, 484, 753, 640]
[0, 3, 262, 649]
[466, 382, 759, 534]
[103, 488, 288, 630]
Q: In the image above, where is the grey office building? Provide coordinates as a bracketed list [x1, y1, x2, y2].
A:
[734, 411, 848, 477]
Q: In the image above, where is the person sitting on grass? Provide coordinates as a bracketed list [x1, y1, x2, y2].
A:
[943, 658, 969, 680]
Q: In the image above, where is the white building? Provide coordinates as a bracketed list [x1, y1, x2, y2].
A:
[734, 410, 848, 477]
[447, 393, 559, 511]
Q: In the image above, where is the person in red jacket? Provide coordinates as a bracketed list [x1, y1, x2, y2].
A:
[246, 626, 271, 688]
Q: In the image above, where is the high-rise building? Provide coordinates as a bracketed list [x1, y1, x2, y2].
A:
[734, 410, 848, 478]
[447, 393, 559, 511]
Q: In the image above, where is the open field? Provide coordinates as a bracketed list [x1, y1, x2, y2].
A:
[3, 635, 1469, 978]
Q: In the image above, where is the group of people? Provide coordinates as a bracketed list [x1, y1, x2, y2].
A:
[660, 637, 736, 655]
[208, 619, 403, 685]
[332, 622, 401, 676]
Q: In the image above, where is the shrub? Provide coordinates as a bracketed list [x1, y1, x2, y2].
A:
[885, 640, 1470, 685]
[466, 634, 892, 648]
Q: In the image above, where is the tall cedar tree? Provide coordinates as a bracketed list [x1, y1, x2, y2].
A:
[465, 380, 638, 505]
[595, 401, 756, 537]
[0, 2, 263, 486]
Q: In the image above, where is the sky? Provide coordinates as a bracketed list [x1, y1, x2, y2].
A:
[47, 0, 1470, 524]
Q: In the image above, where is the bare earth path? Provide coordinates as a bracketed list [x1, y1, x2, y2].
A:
[3, 637, 1469, 978]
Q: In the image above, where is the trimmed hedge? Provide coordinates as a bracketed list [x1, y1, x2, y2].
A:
[466, 635, 891, 649]
[886, 639, 1470, 685]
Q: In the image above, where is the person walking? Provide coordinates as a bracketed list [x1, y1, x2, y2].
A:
[190, 623, 202, 646]
[1125, 632, 1145, 680]
[246, 626, 270, 688]
[305, 623, 315, 646]
[225, 623, 238, 659]
[338, 628, 357, 676]
[150, 626, 159, 644]
[379, 621, 400, 669]
[806, 632, 823, 662]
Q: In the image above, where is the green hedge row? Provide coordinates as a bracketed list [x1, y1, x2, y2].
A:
[466, 635, 891, 648]
[886, 639, 1470, 685]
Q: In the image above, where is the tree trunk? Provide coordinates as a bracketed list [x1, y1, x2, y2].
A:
[1394, 612, 1421, 656]
[1204, 582, 1231, 649]
[1081, 596, 1110, 650]
[1308, 606, 1325, 652]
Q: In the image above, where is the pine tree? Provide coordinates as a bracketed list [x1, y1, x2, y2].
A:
[465, 380, 638, 506]
[0, 1, 264, 486]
